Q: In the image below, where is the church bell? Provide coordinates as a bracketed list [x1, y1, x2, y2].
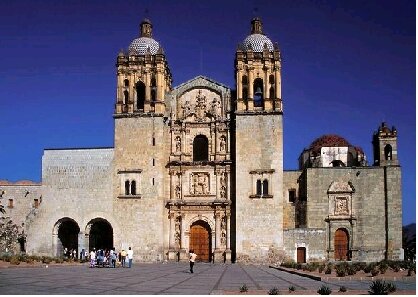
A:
[254, 86, 263, 96]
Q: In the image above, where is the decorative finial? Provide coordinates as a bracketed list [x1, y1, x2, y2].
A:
[251, 17, 263, 34]
[140, 19, 152, 38]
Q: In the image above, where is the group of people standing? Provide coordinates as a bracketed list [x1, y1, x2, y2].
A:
[89, 247, 133, 268]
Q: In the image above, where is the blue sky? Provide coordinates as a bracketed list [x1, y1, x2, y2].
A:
[0, 0, 415, 224]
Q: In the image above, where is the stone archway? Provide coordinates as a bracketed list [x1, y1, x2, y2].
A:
[189, 220, 212, 262]
[53, 218, 80, 257]
[86, 218, 113, 251]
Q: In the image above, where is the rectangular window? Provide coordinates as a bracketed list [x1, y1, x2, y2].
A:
[289, 189, 296, 203]
[34, 199, 39, 208]
[152, 158, 155, 166]
[8, 199, 13, 208]
[152, 178, 155, 186]
[152, 137, 156, 146]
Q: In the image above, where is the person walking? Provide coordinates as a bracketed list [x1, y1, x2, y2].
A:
[121, 249, 127, 267]
[189, 249, 197, 273]
[127, 247, 133, 268]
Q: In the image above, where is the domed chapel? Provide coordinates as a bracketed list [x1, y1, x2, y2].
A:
[0, 18, 402, 264]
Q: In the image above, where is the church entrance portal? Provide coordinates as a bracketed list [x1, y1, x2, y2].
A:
[189, 221, 212, 262]
[88, 218, 113, 251]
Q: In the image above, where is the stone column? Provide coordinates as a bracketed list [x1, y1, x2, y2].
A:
[215, 212, 221, 249]
[237, 70, 242, 99]
[179, 214, 188, 261]
[224, 210, 232, 262]
[169, 213, 175, 249]
[248, 69, 254, 110]
[78, 232, 85, 259]
[214, 211, 223, 262]
[275, 67, 281, 99]
[264, 69, 269, 99]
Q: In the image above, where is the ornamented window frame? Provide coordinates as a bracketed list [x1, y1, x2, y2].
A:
[249, 169, 274, 199]
[118, 169, 142, 199]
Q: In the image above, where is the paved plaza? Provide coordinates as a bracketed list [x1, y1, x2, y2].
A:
[0, 263, 415, 295]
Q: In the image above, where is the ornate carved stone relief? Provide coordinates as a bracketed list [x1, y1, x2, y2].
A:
[334, 196, 349, 215]
[179, 89, 222, 122]
[190, 172, 210, 195]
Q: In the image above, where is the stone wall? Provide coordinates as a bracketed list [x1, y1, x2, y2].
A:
[25, 148, 114, 256]
[283, 170, 302, 229]
[302, 166, 402, 262]
[113, 116, 168, 262]
[0, 181, 42, 229]
[234, 113, 284, 262]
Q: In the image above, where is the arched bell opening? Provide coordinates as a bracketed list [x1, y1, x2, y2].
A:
[253, 78, 264, 107]
[136, 81, 145, 110]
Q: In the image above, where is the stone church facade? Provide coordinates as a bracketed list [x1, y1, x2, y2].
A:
[0, 18, 402, 263]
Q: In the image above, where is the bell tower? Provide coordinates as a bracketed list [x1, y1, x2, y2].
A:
[115, 19, 172, 115]
[233, 17, 284, 262]
[235, 17, 282, 112]
[112, 19, 172, 261]
[372, 122, 399, 166]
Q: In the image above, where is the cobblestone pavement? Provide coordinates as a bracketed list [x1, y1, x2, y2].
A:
[0, 263, 415, 295]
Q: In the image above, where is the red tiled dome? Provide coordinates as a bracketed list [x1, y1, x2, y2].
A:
[309, 134, 351, 154]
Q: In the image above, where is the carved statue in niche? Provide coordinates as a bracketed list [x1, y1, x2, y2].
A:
[174, 216, 181, 248]
[191, 172, 209, 195]
[219, 135, 226, 152]
[175, 184, 181, 200]
[335, 197, 349, 215]
[220, 186, 226, 199]
[220, 216, 226, 245]
[175, 136, 181, 153]
[195, 90, 207, 121]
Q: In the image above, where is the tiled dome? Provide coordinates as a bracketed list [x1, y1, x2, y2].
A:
[242, 33, 274, 52]
[128, 37, 160, 55]
[309, 134, 352, 154]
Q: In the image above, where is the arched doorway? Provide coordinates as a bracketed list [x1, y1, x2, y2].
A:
[87, 218, 113, 251]
[334, 228, 349, 261]
[54, 218, 80, 257]
[189, 220, 212, 262]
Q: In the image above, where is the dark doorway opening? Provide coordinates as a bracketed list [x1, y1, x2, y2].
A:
[88, 219, 113, 251]
[57, 218, 80, 256]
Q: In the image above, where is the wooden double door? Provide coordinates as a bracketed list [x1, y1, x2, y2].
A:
[189, 221, 212, 262]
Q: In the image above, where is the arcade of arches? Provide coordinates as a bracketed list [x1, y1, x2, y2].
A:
[53, 217, 113, 257]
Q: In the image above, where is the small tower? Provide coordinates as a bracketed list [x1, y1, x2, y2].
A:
[115, 19, 172, 115]
[235, 17, 282, 112]
[372, 122, 399, 166]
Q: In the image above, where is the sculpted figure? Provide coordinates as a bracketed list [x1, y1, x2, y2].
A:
[175, 136, 181, 152]
[220, 136, 226, 152]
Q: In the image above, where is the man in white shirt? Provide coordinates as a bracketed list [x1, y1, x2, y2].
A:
[127, 247, 134, 268]
[189, 249, 197, 273]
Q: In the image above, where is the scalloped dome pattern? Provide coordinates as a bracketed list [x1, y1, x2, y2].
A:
[128, 37, 160, 55]
[242, 34, 274, 52]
